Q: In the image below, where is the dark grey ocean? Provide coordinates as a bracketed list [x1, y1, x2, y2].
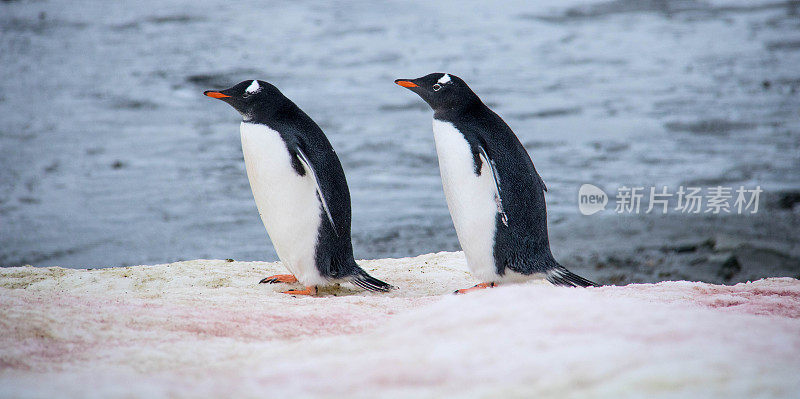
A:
[1, 0, 798, 269]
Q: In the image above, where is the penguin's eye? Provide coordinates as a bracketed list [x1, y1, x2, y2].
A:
[432, 83, 442, 91]
[242, 92, 251, 99]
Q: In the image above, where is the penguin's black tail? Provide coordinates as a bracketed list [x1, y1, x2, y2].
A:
[546, 265, 599, 287]
[351, 268, 395, 292]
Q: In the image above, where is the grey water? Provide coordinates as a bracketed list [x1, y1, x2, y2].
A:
[1, 0, 799, 268]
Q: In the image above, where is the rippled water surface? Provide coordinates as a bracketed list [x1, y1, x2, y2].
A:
[1, 0, 798, 268]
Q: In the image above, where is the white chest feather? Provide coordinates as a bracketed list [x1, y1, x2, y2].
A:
[239, 122, 325, 285]
[432, 119, 499, 281]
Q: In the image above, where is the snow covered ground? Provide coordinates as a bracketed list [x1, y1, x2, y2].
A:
[2, 252, 799, 398]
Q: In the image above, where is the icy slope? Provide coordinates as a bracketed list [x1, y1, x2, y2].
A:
[1, 252, 799, 398]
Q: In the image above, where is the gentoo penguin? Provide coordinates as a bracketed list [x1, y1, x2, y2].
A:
[204, 80, 393, 295]
[395, 73, 598, 293]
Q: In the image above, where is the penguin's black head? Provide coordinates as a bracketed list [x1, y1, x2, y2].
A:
[394, 73, 479, 112]
[204, 80, 284, 120]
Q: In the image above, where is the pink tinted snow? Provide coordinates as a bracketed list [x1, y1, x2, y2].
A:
[616, 279, 800, 318]
[1, 266, 799, 398]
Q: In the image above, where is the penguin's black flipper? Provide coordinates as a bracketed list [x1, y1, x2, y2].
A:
[351, 269, 395, 292]
[294, 146, 338, 237]
[546, 266, 599, 287]
[475, 141, 509, 226]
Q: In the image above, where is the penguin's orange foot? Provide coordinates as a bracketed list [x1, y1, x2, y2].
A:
[259, 274, 298, 284]
[282, 286, 317, 296]
[454, 282, 496, 294]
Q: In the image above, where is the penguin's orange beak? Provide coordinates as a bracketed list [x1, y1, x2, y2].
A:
[394, 80, 418, 88]
[204, 91, 231, 99]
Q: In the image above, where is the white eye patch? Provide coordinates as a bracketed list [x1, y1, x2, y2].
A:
[245, 80, 260, 94]
[437, 74, 451, 84]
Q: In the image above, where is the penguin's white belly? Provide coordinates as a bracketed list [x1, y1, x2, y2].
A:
[240, 122, 326, 286]
[432, 119, 499, 281]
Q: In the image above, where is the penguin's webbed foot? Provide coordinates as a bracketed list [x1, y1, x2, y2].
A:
[259, 274, 298, 284]
[282, 286, 317, 296]
[454, 282, 496, 294]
